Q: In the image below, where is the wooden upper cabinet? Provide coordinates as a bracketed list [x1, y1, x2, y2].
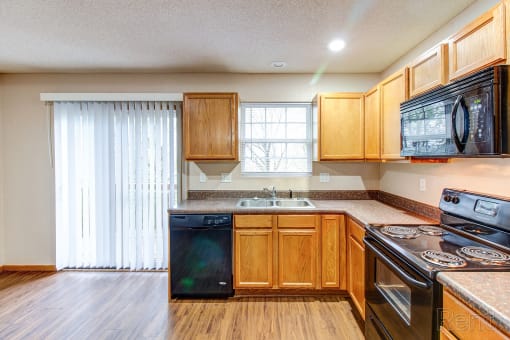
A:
[321, 215, 346, 289]
[448, 2, 506, 81]
[364, 86, 380, 160]
[183, 93, 238, 160]
[380, 68, 408, 160]
[317, 93, 365, 160]
[409, 44, 448, 97]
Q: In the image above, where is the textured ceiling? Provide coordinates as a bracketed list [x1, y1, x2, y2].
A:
[0, 0, 477, 73]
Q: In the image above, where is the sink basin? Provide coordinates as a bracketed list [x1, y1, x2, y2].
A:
[273, 199, 314, 208]
[237, 199, 275, 208]
[236, 198, 315, 209]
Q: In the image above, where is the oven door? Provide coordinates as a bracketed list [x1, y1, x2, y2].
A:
[364, 237, 436, 340]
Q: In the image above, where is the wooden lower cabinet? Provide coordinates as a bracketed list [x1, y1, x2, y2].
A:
[441, 289, 509, 339]
[321, 215, 346, 289]
[234, 230, 273, 288]
[278, 229, 317, 288]
[234, 214, 353, 292]
[347, 218, 366, 319]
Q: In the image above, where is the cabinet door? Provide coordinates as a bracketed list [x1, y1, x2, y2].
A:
[347, 218, 365, 319]
[409, 44, 448, 97]
[318, 93, 364, 160]
[321, 215, 346, 289]
[364, 86, 380, 160]
[234, 230, 273, 288]
[449, 2, 506, 81]
[278, 230, 317, 288]
[380, 69, 408, 160]
[442, 289, 508, 339]
[183, 93, 238, 160]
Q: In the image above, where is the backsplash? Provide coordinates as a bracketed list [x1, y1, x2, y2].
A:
[187, 190, 379, 200]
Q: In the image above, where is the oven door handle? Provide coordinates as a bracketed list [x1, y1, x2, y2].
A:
[364, 238, 431, 289]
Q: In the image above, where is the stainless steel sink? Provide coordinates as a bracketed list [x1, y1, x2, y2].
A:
[236, 198, 275, 208]
[236, 198, 315, 209]
[273, 199, 314, 208]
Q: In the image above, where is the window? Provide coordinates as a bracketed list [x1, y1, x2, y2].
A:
[54, 101, 180, 270]
[240, 103, 312, 175]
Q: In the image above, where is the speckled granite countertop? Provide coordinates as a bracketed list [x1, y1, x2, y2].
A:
[437, 272, 510, 335]
[168, 199, 434, 226]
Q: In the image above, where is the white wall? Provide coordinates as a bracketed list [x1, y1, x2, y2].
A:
[0, 72, 379, 265]
[379, 0, 510, 205]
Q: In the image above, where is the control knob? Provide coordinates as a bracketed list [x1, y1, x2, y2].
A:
[451, 196, 460, 204]
[443, 195, 452, 202]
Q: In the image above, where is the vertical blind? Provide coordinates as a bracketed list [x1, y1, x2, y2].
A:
[54, 101, 180, 270]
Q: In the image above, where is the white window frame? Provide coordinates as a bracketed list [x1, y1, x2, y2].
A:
[239, 102, 313, 176]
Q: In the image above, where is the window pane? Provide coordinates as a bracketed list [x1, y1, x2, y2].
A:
[287, 143, 308, 157]
[251, 124, 266, 139]
[267, 107, 286, 122]
[287, 123, 307, 139]
[287, 107, 307, 122]
[250, 108, 266, 123]
[268, 123, 286, 139]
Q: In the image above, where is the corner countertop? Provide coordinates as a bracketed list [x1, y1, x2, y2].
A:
[437, 272, 510, 335]
[168, 199, 435, 226]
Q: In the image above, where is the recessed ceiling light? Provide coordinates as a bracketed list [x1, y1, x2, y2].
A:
[271, 61, 287, 68]
[328, 39, 346, 52]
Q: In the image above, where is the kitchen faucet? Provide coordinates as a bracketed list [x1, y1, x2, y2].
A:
[263, 186, 277, 199]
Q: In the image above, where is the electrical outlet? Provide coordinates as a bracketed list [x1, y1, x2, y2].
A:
[221, 173, 232, 183]
[319, 173, 330, 183]
[419, 178, 426, 191]
[199, 173, 207, 183]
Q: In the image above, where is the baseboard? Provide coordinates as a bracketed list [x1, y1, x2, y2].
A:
[2, 265, 57, 272]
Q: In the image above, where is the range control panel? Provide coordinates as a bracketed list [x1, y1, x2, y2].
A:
[440, 188, 510, 232]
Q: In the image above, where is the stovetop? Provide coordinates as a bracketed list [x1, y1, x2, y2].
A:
[366, 188, 510, 279]
[366, 224, 510, 279]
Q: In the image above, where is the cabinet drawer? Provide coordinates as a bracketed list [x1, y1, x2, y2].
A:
[234, 215, 273, 228]
[348, 218, 365, 245]
[442, 289, 508, 339]
[277, 215, 318, 228]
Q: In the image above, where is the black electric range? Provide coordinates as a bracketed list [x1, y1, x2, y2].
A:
[364, 188, 510, 340]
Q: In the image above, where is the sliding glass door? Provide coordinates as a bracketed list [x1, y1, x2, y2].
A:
[54, 101, 180, 270]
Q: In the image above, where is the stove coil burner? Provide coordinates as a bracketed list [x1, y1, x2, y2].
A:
[418, 225, 446, 236]
[380, 226, 420, 239]
[458, 246, 510, 264]
[421, 250, 467, 268]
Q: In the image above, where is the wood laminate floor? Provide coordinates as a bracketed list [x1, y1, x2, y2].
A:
[0, 272, 364, 340]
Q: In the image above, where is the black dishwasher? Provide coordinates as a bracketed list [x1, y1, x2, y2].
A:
[170, 214, 233, 298]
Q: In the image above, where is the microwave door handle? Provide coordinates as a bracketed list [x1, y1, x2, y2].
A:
[451, 95, 469, 152]
[364, 238, 431, 289]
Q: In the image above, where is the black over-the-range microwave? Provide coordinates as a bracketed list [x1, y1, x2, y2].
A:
[400, 65, 510, 157]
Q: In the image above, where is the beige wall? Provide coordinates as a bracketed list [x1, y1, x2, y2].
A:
[0, 72, 379, 265]
[0, 75, 3, 265]
[188, 161, 379, 192]
[379, 0, 509, 205]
